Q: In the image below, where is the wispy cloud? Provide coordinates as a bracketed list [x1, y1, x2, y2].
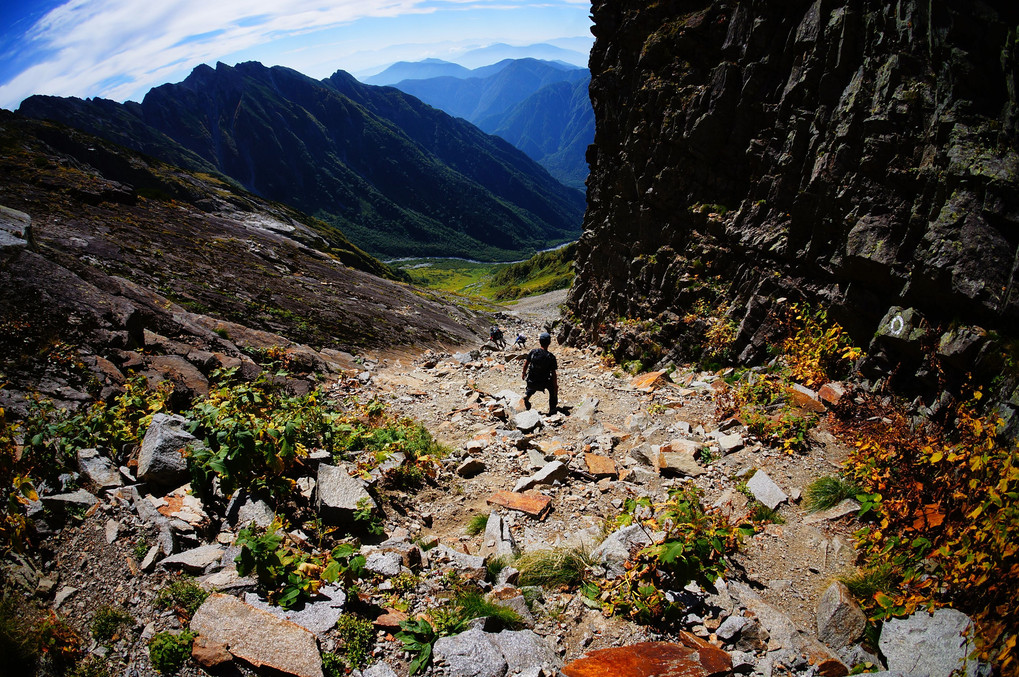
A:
[0, 0, 588, 110]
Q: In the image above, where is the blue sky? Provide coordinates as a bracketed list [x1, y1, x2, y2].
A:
[0, 0, 593, 111]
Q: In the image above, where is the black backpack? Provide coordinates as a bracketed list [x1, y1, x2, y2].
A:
[527, 348, 554, 382]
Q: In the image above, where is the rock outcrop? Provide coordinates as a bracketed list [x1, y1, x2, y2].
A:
[564, 1, 1019, 411]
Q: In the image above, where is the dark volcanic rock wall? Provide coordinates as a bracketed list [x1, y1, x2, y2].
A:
[565, 1, 1019, 376]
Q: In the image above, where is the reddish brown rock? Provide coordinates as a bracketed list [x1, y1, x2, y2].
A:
[585, 453, 618, 477]
[818, 382, 846, 406]
[632, 371, 672, 391]
[561, 640, 732, 677]
[374, 609, 408, 631]
[787, 384, 826, 413]
[487, 490, 552, 520]
[192, 635, 232, 668]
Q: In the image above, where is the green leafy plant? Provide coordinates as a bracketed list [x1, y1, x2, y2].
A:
[353, 497, 384, 536]
[598, 487, 753, 624]
[148, 630, 194, 674]
[335, 614, 374, 670]
[804, 476, 864, 513]
[154, 576, 208, 622]
[321, 651, 346, 677]
[396, 618, 436, 676]
[90, 606, 132, 644]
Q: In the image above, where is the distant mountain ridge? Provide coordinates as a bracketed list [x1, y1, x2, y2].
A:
[381, 58, 594, 190]
[19, 61, 584, 261]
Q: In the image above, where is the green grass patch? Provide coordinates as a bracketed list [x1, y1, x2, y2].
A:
[465, 513, 489, 536]
[515, 547, 590, 588]
[804, 476, 863, 512]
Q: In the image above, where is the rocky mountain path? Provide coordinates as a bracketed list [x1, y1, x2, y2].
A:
[362, 290, 866, 666]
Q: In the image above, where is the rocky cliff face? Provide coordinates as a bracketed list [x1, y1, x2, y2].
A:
[564, 1, 1019, 400]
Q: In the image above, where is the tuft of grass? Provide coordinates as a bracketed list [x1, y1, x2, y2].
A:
[840, 564, 894, 601]
[804, 476, 863, 513]
[515, 548, 590, 588]
[465, 513, 489, 536]
[485, 555, 510, 583]
[750, 503, 785, 525]
[90, 606, 133, 644]
[154, 577, 208, 622]
[453, 588, 523, 630]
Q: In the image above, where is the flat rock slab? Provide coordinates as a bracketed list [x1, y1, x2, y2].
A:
[433, 628, 508, 677]
[243, 584, 346, 635]
[879, 608, 980, 677]
[487, 491, 552, 520]
[746, 470, 788, 510]
[160, 544, 225, 572]
[804, 499, 859, 525]
[584, 453, 617, 477]
[561, 637, 731, 677]
[191, 593, 323, 677]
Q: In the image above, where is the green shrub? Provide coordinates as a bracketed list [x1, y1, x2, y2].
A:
[90, 606, 132, 643]
[335, 614, 374, 670]
[154, 576, 208, 622]
[148, 631, 194, 674]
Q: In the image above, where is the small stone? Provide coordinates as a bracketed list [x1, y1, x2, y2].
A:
[746, 470, 788, 510]
[159, 544, 225, 572]
[457, 457, 486, 477]
[818, 382, 846, 406]
[584, 454, 617, 477]
[717, 433, 744, 455]
[104, 519, 120, 544]
[515, 410, 543, 433]
[365, 551, 403, 578]
[140, 546, 161, 572]
[54, 586, 78, 608]
[788, 384, 826, 413]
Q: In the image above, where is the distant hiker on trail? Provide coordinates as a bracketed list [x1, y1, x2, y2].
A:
[522, 332, 558, 415]
[513, 333, 527, 349]
[490, 326, 506, 349]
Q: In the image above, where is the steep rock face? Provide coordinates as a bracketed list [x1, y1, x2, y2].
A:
[565, 0, 1019, 383]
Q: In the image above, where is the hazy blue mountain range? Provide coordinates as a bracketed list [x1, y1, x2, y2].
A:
[19, 61, 584, 261]
[381, 58, 594, 189]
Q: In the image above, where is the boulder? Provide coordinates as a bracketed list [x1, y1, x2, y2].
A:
[489, 629, 562, 674]
[879, 608, 982, 677]
[138, 413, 198, 487]
[481, 512, 520, 559]
[514, 460, 569, 492]
[76, 448, 122, 488]
[816, 582, 866, 650]
[591, 525, 654, 578]
[190, 593, 323, 677]
[716, 433, 744, 455]
[457, 457, 486, 477]
[364, 551, 403, 577]
[515, 410, 543, 433]
[657, 440, 705, 477]
[746, 470, 788, 510]
[316, 463, 375, 522]
[432, 627, 508, 677]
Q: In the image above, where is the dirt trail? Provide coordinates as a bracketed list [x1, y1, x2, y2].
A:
[365, 290, 863, 655]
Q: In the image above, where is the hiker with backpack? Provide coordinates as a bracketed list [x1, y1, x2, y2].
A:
[522, 332, 558, 415]
[490, 326, 506, 349]
[513, 333, 527, 349]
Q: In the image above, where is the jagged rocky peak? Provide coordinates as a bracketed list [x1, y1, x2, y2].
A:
[565, 0, 1019, 401]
